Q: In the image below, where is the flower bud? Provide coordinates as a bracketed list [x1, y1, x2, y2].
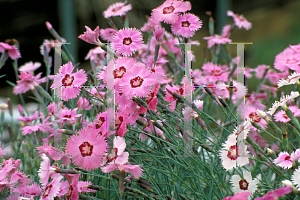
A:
[0, 103, 8, 112]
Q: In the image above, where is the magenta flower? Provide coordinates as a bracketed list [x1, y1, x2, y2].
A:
[219, 134, 249, 170]
[273, 150, 300, 169]
[171, 13, 202, 38]
[255, 186, 291, 200]
[112, 28, 143, 56]
[223, 192, 251, 200]
[65, 127, 107, 170]
[51, 61, 87, 101]
[151, 0, 191, 24]
[245, 106, 268, 132]
[274, 105, 300, 122]
[137, 83, 160, 114]
[119, 62, 156, 98]
[100, 28, 118, 42]
[77, 97, 92, 110]
[0, 42, 21, 60]
[92, 111, 108, 137]
[103, 1, 132, 18]
[227, 10, 252, 30]
[13, 72, 46, 95]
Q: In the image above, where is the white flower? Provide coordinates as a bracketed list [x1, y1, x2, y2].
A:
[277, 72, 300, 88]
[267, 91, 300, 115]
[219, 134, 249, 170]
[233, 118, 251, 141]
[292, 167, 300, 191]
[283, 179, 298, 193]
[230, 169, 260, 197]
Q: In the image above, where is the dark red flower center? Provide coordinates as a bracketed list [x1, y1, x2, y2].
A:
[114, 66, 126, 78]
[42, 184, 53, 198]
[151, 69, 155, 73]
[181, 21, 190, 27]
[286, 58, 298, 64]
[63, 114, 72, 119]
[123, 37, 132, 45]
[115, 116, 124, 131]
[79, 141, 94, 157]
[112, 6, 122, 12]
[249, 112, 261, 123]
[227, 145, 238, 160]
[284, 155, 291, 160]
[96, 117, 106, 129]
[163, 6, 175, 14]
[62, 74, 74, 86]
[130, 76, 144, 88]
[283, 113, 289, 119]
[211, 69, 222, 76]
[239, 179, 249, 190]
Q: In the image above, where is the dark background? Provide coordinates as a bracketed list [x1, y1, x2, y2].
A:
[0, 0, 299, 103]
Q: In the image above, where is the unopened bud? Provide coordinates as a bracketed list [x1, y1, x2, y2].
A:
[218, 96, 228, 108]
[0, 103, 8, 112]
[7, 98, 13, 116]
[18, 104, 25, 116]
[266, 148, 273, 156]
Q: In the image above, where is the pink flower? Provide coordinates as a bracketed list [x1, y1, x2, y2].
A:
[100, 28, 118, 42]
[255, 186, 291, 200]
[171, 13, 202, 38]
[136, 83, 160, 114]
[119, 62, 156, 98]
[15, 182, 42, 197]
[219, 134, 249, 170]
[17, 111, 39, 123]
[223, 192, 251, 200]
[112, 28, 143, 56]
[65, 127, 107, 170]
[19, 62, 41, 73]
[227, 11, 252, 30]
[38, 154, 59, 188]
[153, 27, 165, 41]
[41, 175, 63, 200]
[13, 72, 46, 95]
[103, 1, 132, 18]
[151, 0, 191, 24]
[245, 106, 268, 132]
[51, 61, 87, 101]
[273, 150, 300, 169]
[21, 118, 53, 136]
[77, 97, 92, 110]
[203, 35, 232, 49]
[141, 16, 161, 32]
[274, 105, 300, 122]
[0, 42, 21, 60]
[274, 47, 300, 72]
[85, 47, 106, 67]
[78, 26, 101, 45]
[202, 62, 229, 83]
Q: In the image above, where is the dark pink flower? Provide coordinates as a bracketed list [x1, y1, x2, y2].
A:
[151, 0, 191, 24]
[78, 26, 101, 45]
[41, 175, 63, 200]
[273, 150, 300, 169]
[153, 27, 165, 41]
[274, 105, 300, 122]
[254, 186, 291, 200]
[77, 181, 97, 193]
[0, 42, 21, 60]
[103, 1, 132, 18]
[171, 13, 202, 38]
[77, 97, 92, 110]
[65, 127, 107, 170]
[51, 61, 87, 101]
[227, 10, 252, 30]
[223, 192, 251, 200]
[112, 28, 143, 56]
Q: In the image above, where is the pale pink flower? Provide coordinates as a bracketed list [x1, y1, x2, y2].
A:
[77, 181, 97, 193]
[65, 127, 107, 170]
[112, 28, 143, 56]
[141, 16, 161, 32]
[0, 42, 21, 60]
[77, 97, 92, 110]
[227, 11, 252, 30]
[100, 28, 117, 42]
[18, 62, 41, 73]
[17, 111, 39, 123]
[41, 175, 63, 200]
[58, 107, 82, 125]
[274, 47, 300, 72]
[153, 27, 165, 41]
[119, 62, 156, 98]
[245, 106, 268, 132]
[103, 1, 132, 18]
[15, 182, 42, 197]
[13, 72, 46, 95]
[171, 13, 202, 38]
[267, 91, 300, 115]
[38, 154, 59, 188]
[255, 186, 291, 200]
[21, 119, 53, 135]
[219, 134, 249, 170]
[78, 26, 101, 45]
[274, 105, 300, 123]
[85, 47, 106, 67]
[202, 62, 229, 83]
[266, 70, 289, 85]
[253, 65, 269, 79]
[203, 34, 232, 49]
[57, 180, 69, 197]
[151, 0, 191, 24]
[221, 24, 232, 38]
[273, 150, 300, 169]
[230, 170, 260, 196]
[51, 61, 87, 101]
[277, 72, 300, 88]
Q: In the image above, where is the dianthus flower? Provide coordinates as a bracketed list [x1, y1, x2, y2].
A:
[103, 1, 132, 18]
[65, 127, 107, 170]
[41, 175, 63, 200]
[274, 47, 300, 72]
[227, 10, 252, 30]
[151, 0, 191, 24]
[277, 72, 300, 88]
[78, 26, 101, 45]
[100, 28, 117, 42]
[112, 28, 143, 56]
[274, 105, 300, 123]
[273, 150, 300, 169]
[245, 106, 268, 132]
[0, 42, 21, 60]
[267, 91, 300, 115]
[223, 192, 251, 200]
[255, 186, 291, 200]
[18, 62, 41, 73]
[51, 61, 87, 101]
[171, 13, 202, 38]
[13, 72, 46, 95]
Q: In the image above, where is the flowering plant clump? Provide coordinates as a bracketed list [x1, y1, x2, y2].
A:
[1, 0, 300, 199]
